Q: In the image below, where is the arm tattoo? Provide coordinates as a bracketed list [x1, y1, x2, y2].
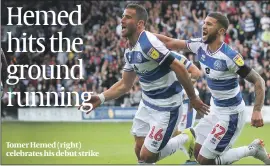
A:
[245, 69, 265, 112]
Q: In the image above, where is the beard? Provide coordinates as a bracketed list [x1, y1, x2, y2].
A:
[122, 25, 137, 38]
[203, 31, 218, 44]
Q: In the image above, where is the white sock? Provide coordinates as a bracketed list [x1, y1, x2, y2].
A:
[215, 146, 252, 165]
[158, 134, 188, 161]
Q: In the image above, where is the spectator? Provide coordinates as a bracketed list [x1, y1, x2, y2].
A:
[1, 1, 270, 109]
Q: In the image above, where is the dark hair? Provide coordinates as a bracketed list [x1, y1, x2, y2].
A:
[207, 12, 229, 31]
[125, 3, 148, 26]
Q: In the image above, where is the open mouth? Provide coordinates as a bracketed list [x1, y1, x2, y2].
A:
[122, 25, 127, 31]
[203, 31, 208, 36]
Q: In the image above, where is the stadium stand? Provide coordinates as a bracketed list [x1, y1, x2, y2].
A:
[1, 0, 270, 112]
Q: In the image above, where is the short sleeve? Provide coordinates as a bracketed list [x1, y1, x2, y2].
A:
[226, 53, 245, 73]
[123, 50, 134, 72]
[221, 44, 245, 73]
[186, 38, 203, 54]
[139, 31, 170, 65]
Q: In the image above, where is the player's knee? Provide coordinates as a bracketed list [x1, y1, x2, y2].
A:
[196, 155, 208, 165]
[140, 146, 158, 163]
[197, 158, 208, 165]
[197, 154, 215, 165]
[139, 154, 157, 163]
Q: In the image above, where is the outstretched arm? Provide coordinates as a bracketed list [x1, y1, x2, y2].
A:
[80, 71, 137, 113]
[153, 33, 188, 51]
[103, 71, 137, 101]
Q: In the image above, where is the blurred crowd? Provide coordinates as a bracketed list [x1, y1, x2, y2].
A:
[1, 0, 270, 109]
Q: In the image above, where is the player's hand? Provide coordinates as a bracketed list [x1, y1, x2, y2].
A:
[251, 111, 264, 128]
[190, 96, 210, 116]
[78, 95, 101, 114]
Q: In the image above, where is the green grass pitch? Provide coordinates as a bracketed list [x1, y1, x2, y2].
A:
[1, 122, 270, 164]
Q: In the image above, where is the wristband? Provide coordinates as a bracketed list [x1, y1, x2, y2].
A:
[98, 93, 105, 104]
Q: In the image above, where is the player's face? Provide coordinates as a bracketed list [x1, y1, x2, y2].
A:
[121, 8, 138, 38]
[202, 17, 219, 44]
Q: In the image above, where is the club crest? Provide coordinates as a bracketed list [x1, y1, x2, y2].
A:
[214, 60, 223, 70]
[137, 52, 142, 63]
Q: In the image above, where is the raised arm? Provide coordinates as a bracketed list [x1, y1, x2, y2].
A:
[192, 10, 199, 23]
[153, 33, 188, 51]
